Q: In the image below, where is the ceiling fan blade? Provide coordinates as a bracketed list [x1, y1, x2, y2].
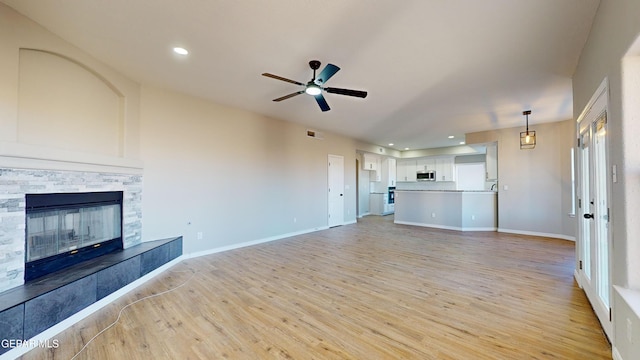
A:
[314, 94, 331, 112]
[273, 91, 304, 102]
[262, 73, 305, 86]
[325, 87, 368, 98]
[315, 64, 340, 84]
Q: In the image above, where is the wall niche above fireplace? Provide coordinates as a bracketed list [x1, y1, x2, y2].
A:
[25, 191, 124, 281]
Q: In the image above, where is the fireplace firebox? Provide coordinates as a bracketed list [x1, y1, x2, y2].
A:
[25, 191, 123, 281]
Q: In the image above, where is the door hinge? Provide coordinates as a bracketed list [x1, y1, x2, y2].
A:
[578, 198, 582, 209]
[577, 138, 581, 147]
[609, 307, 612, 321]
[579, 260, 583, 270]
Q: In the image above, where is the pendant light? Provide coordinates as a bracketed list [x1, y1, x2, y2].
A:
[520, 110, 536, 149]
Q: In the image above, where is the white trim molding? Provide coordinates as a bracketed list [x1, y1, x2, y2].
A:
[498, 228, 575, 241]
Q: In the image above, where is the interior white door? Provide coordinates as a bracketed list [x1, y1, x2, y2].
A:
[577, 91, 612, 339]
[328, 154, 344, 227]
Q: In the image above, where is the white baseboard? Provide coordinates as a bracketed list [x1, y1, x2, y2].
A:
[613, 346, 623, 360]
[184, 226, 329, 259]
[394, 220, 496, 232]
[498, 228, 575, 241]
[0, 257, 182, 360]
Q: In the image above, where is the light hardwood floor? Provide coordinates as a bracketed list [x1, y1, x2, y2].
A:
[21, 215, 611, 359]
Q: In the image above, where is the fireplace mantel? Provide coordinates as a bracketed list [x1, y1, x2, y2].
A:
[0, 141, 143, 175]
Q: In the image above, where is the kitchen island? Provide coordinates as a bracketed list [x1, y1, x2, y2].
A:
[394, 190, 497, 231]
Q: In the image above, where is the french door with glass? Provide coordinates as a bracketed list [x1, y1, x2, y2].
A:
[576, 87, 612, 339]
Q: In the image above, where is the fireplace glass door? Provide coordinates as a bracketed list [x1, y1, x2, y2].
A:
[26, 204, 121, 263]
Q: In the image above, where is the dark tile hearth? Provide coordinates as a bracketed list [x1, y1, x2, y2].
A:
[0, 237, 182, 355]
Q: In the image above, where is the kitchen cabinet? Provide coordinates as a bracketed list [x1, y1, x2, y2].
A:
[396, 159, 417, 182]
[486, 143, 497, 180]
[435, 157, 455, 182]
[398, 156, 454, 182]
[370, 158, 395, 191]
[362, 153, 381, 182]
[383, 158, 396, 187]
[415, 156, 455, 181]
[362, 153, 379, 171]
[416, 158, 436, 172]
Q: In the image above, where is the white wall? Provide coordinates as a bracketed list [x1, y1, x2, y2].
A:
[466, 120, 575, 240]
[572, 1, 640, 358]
[0, 2, 359, 281]
[139, 86, 358, 254]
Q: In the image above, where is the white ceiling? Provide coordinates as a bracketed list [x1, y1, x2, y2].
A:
[2, 0, 600, 150]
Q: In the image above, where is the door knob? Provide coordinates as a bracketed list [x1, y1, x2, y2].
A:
[583, 213, 594, 219]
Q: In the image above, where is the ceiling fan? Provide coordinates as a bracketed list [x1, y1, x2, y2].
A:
[262, 60, 368, 112]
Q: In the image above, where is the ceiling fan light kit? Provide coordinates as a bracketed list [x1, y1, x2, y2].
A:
[520, 110, 536, 149]
[305, 84, 322, 96]
[262, 60, 368, 112]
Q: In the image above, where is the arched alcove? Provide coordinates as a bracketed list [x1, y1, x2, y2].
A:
[17, 49, 124, 157]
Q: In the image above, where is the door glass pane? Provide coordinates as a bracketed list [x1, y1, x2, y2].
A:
[593, 117, 609, 307]
[580, 132, 591, 279]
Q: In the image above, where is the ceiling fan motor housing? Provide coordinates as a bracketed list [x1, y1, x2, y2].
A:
[309, 60, 321, 70]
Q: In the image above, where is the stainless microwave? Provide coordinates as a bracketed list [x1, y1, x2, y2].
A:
[416, 170, 435, 181]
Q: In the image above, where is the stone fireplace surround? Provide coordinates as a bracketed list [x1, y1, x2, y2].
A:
[0, 167, 143, 293]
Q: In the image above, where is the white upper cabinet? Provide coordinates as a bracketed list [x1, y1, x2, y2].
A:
[362, 153, 379, 171]
[383, 158, 396, 187]
[435, 157, 455, 182]
[375, 158, 397, 187]
[397, 159, 417, 182]
[404, 156, 455, 182]
[363, 153, 382, 181]
[416, 158, 436, 172]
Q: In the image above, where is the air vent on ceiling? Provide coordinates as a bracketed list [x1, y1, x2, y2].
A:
[307, 129, 324, 140]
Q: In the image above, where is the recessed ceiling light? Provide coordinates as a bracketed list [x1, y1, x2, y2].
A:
[459, 141, 466, 145]
[404, 147, 410, 150]
[388, 143, 394, 146]
[173, 47, 189, 55]
[448, 135, 455, 139]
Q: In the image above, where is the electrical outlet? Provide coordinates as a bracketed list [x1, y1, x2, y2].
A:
[471, 215, 476, 220]
[293, 217, 297, 223]
[197, 232, 203, 240]
[431, 212, 436, 218]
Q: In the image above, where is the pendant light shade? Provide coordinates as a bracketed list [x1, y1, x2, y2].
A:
[520, 110, 536, 149]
